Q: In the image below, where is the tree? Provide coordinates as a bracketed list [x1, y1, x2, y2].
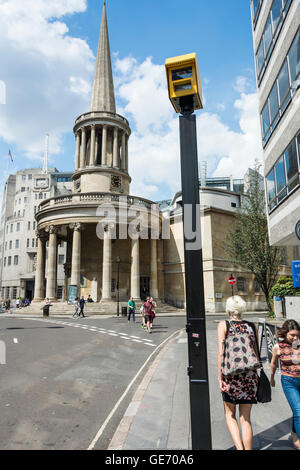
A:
[223, 163, 282, 313]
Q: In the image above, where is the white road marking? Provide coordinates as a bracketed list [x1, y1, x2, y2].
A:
[13, 338, 18, 343]
[87, 329, 182, 451]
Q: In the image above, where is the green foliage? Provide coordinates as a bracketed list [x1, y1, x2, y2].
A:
[223, 162, 282, 313]
[271, 276, 300, 298]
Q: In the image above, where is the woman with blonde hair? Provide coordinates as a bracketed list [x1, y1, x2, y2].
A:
[270, 319, 300, 450]
[217, 296, 260, 450]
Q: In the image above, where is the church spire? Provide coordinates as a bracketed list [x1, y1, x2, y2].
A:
[90, 1, 116, 113]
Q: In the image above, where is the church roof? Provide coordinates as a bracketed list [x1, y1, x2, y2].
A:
[90, 1, 116, 113]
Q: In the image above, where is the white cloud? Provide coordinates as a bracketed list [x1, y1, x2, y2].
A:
[115, 57, 263, 200]
[0, 0, 94, 160]
[233, 75, 253, 94]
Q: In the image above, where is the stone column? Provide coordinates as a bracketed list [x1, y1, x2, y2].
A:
[89, 125, 96, 166]
[33, 230, 46, 301]
[121, 132, 126, 170]
[113, 128, 119, 168]
[70, 223, 83, 295]
[75, 133, 81, 170]
[131, 237, 140, 300]
[80, 127, 86, 168]
[102, 226, 112, 301]
[102, 125, 107, 165]
[45, 225, 59, 301]
[125, 134, 129, 172]
[150, 239, 159, 299]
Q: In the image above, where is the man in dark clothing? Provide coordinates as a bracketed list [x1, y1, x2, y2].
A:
[79, 296, 86, 317]
[143, 296, 152, 333]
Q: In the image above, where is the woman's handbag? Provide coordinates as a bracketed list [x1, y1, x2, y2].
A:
[253, 326, 272, 403]
[257, 368, 272, 403]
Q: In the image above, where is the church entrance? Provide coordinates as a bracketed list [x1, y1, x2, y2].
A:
[140, 277, 150, 300]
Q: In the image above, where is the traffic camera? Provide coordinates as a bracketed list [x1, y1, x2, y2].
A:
[165, 53, 203, 115]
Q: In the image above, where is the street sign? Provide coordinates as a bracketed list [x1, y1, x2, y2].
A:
[228, 275, 236, 285]
[291, 260, 300, 288]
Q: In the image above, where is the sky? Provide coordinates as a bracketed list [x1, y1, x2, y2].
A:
[0, 0, 263, 202]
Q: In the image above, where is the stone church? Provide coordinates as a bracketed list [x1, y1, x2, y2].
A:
[32, 2, 163, 313]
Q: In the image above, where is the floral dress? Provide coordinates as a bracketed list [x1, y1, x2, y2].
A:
[222, 320, 259, 405]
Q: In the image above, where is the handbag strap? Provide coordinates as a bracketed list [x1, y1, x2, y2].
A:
[249, 321, 263, 368]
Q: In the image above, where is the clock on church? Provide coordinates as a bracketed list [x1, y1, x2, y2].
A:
[111, 175, 122, 190]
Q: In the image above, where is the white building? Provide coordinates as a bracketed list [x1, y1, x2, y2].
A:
[0, 168, 72, 302]
[251, 0, 300, 246]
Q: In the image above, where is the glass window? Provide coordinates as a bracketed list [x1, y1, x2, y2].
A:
[277, 61, 290, 109]
[266, 170, 276, 202]
[269, 82, 279, 124]
[285, 140, 298, 181]
[58, 255, 64, 265]
[14, 255, 18, 266]
[257, 40, 265, 73]
[264, 17, 273, 55]
[15, 240, 19, 249]
[8, 256, 11, 266]
[16, 223, 20, 232]
[281, 247, 288, 265]
[275, 156, 286, 194]
[288, 29, 300, 84]
[261, 102, 270, 136]
[9, 241, 12, 249]
[271, 0, 283, 33]
[28, 174, 32, 180]
[254, 279, 261, 293]
[237, 277, 246, 292]
[27, 239, 30, 248]
[57, 286, 63, 300]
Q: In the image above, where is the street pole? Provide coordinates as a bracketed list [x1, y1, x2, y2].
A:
[179, 112, 212, 450]
[116, 257, 120, 317]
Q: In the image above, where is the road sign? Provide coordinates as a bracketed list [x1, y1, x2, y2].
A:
[292, 260, 300, 288]
[228, 276, 236, 285]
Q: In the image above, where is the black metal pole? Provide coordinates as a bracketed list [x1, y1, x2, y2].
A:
[179, 113, 212, 450]
[117, 262, 120, 317]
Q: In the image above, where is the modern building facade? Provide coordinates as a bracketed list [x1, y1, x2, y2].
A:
[251, 0, 300, 246]
[0, 169, 73, 301]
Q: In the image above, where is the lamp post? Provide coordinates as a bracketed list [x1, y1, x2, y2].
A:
[165, 53, 212, 450]
[115, 256, 121, 317]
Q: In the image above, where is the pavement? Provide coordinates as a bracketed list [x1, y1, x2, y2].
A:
[0, 310, 297, 451]
[106, 314, 297, 451]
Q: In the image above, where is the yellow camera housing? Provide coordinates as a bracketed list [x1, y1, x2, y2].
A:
[165, 53, 203, 114]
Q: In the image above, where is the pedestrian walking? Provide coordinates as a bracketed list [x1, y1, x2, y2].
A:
[143, 296, 152, 334]
[5, 299, 11, 314]
[149, 297, 156, 328]
[127, 297, 136, 323]
[73, 297, 80, 317]
[217, 296, 261, 451]
[270, 319, 300, 450]
[79, 296, 86, 317]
